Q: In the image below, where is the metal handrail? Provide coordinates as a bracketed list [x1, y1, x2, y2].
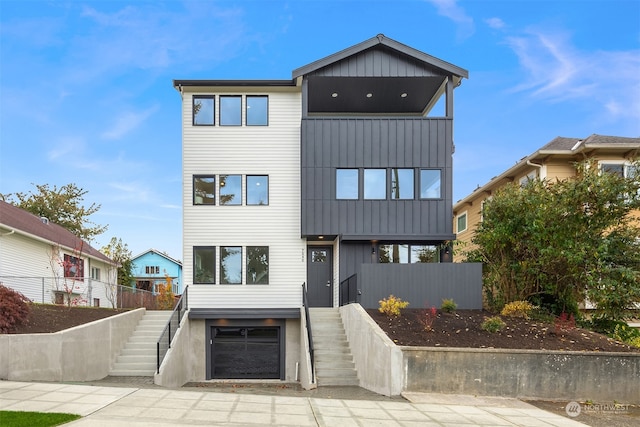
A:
[156, 286, 188, 373]
[302, 282, 315, 383]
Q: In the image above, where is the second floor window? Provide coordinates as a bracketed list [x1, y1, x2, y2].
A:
[391, 169, 414, 199]
[247, 175, 268, 205]
[336, 169, 359, 199]
[90, 267, 100, 280]
[194, 247, 215, 284]
[145, 266, 160, 274]
[220, 175, 242, 205]
[220, 246, 242, 284]
[420, 169, 441, 199]
[194, 175, 215, 205]
[364, 169, 386, 199]
[64, 254, 84, 280]
[456, 212, 468, 233]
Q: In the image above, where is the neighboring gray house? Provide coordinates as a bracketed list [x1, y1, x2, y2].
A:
[169, 35, 470, 383]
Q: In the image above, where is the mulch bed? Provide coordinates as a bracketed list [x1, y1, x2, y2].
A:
[7, 304, 128, 334]
[366, 308, 640, 352]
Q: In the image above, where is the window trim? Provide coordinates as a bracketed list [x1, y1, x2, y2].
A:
[456, 211, 468, 233]
[246, 95, 269, 126]
[192, 95, 215, 126]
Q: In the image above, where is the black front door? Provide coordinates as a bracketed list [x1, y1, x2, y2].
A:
[307, 246, 333, 307]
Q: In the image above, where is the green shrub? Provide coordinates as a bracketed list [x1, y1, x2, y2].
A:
[611, 323, 640, 348]
[0, 284, 31, 333]
[481, 316, 505, 333]
[441, 298, 457, 313]
[501, 300, 534, 319]
[378, 295, 409, 317]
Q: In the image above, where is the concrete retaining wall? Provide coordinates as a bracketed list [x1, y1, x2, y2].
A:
[0, 308, 145, 382]
[341, 303, 640, 402]
[155, 313, 191, 388]
[403, 347, 640, 403]
[340, 304, 403, 396]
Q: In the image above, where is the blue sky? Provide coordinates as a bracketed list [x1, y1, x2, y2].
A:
[1, 0, 639, 261]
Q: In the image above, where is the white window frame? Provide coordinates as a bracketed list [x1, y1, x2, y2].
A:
[456, 211, 468, 233]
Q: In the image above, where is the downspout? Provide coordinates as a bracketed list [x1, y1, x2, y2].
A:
[526, 160, 543, 178]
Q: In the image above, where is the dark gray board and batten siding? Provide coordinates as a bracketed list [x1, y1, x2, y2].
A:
[301, 117, 454, 239]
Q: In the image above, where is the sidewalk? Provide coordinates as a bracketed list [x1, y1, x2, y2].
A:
[0, 380, 588, 426]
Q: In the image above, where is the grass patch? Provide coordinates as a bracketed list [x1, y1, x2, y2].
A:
[0, 410, 81, 427]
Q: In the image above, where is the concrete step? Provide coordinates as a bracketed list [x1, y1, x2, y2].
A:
[109, 310, 173, 377]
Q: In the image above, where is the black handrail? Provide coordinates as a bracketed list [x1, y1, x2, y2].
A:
[339, 273, 358, 306]
[156, 286, 188, 373]
[301, 282, 315, 383]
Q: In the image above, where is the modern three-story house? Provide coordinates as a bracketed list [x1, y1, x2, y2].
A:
[170, 34, 468, 383]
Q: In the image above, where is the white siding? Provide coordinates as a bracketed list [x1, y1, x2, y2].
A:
[182, 88, 305, 308]
[0, 231, 117, 307]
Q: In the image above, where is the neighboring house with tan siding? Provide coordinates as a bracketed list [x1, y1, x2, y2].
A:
[453, 134, 640, 261]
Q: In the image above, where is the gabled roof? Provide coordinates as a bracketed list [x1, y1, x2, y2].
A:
[292, 34, 468, 79]
[0, 200, 114, 264]
[454, 134, 640, 209]
[131, 248, 182, 266]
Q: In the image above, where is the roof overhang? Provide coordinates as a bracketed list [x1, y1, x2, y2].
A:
[189, 308, 301, 319]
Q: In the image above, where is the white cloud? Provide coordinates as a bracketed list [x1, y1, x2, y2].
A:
[426, 0, 475, 39]
[101, 106, 158, 140]
[505, 28, 640, 121]
[47, 136, 85, 161]
[485, 17, 505, 30]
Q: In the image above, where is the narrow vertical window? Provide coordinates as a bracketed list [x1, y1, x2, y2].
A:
[194, 247, 215, 284]
[246, 246, 269, 284]
[247, 175, 268, 205]
[336, 169, 359, 199]
[220, 246, 242, 284]
[193, 96, 214, 125]
[364, 169, 386, 199]
[456, 212, 468, 233]
[219, 175, 242, 205]
[220, 95, 242, 126]
[246, 96, 268, 126]
[420, 169, 441, 199]
[391, 169, 414, 199]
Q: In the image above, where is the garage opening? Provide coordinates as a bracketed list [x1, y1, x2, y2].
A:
[211, 326, 280, 379]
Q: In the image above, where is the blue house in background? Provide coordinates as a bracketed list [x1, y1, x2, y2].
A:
[131, 249, 183, 295]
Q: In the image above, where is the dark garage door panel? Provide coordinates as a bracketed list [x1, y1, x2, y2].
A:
[212, 327, 280, 379]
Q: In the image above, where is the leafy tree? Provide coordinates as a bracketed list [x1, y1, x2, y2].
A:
[467, 160, 640, 321]
[3, 183, 107, 241]
[101, 237, 134, 288]
[157, 276, 175, 310]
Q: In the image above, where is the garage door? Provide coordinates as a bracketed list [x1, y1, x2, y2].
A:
[211, 327, 280, 379]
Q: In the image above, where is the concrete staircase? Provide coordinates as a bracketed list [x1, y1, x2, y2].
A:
[110, 310, 173, 377]
[308, 307, 359, 386]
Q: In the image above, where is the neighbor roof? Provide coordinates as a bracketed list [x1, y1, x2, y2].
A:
[455, 134, 640, 209]
[132, 248, 182, 266]
[0, 200, 114, 264]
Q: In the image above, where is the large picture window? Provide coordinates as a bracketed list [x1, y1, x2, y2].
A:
[391, 169, 414, 199]
[220, 96, 242, 126]
[364, 169, 386, 199]
[247, 175, 268, 205]
[220, 246, 242, 284]
[336, 169, 359, 199]
[246, 96, 268, 126]
[379, 244, 438, 263]
[193, 96, 214, 125]
[420, 169, 441, 199]
[246, 246, 269, 284]
[64, 254, 84, 280]
[194, 247, 215, 284]
[194, 175, 215, 205]
[220, 175, 241, 205]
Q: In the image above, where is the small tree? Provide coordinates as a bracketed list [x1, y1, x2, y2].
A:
[468, 159, 640, 321]
[101, 237, 134, 288]
[157, 275, 175, 310]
